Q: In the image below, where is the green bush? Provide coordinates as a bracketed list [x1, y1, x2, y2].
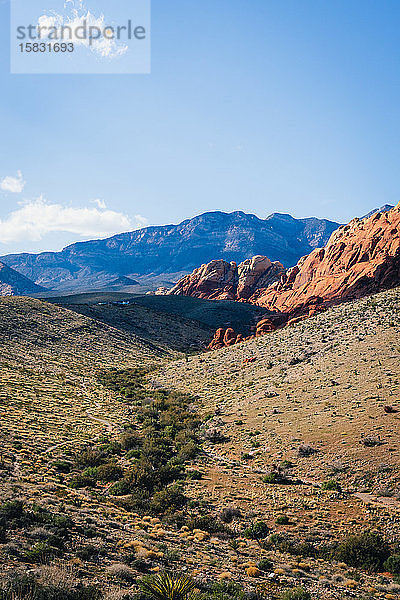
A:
[198, 580, 247, 600]
[321, 479, 341, 491]
[0, 500, 23, 522]
[384, 554, 400, 574]
[53, 460, 72, 473]
[186, 470, 203, 480]
[263, 471, 288, 484]
[276, 515, 290, 525]
[187, 515, 233, 537]
[76, 449, 104, 468]
[96, 462, 123, 482]
[70, 472, 96, 489]
[257, 558, 273, 572]
[149, 485, 186, 515]
[109, 479, 132, 496]
[335, 532, 390, 572]
[22, 541, 59, 563]
[244, 521, 270, 539]
[0, 571, 102, 600]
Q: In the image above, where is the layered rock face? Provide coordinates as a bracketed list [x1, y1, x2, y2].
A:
[174, 204, 400, 350]
[252, 202, 400, 317]
[168, 256, 285, 301]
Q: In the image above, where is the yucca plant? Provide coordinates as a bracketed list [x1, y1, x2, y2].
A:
[139, 573, 197, 600]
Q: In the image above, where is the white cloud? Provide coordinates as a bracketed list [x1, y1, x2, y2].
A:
[0, 197, 147, 243]
[37, 1, 128, 59]
[91, 198, 106, 209]
[0, 171, 25, 194]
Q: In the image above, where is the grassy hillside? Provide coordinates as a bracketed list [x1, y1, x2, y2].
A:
[0, 291, 399, 600]
[129, 294, 269, 333]
[44, 293, 270, 351]
[45, 294, 216, 352]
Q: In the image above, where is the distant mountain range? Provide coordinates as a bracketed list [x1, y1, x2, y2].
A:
[0, 261, 44, 296]
[1, 211, 341, 292]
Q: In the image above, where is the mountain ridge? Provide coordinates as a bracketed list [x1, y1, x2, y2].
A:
[1, 210, 340, 291]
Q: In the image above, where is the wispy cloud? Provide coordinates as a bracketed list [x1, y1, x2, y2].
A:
[0, 171, 25, 194]
[0, 197, 146, 243]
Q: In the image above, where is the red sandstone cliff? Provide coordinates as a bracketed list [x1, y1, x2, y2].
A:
[168, 256, 285, 301]
[251, 203, 400, 317]
[171, 204, 400, 350]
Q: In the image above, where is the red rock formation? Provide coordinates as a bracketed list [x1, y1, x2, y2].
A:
[168, 256, 285, 300]
[251, 203, 400, 318]
[202, 204, 400, 350]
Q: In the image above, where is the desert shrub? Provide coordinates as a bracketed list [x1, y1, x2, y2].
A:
[268, 535, 319, 558]
[361, 435, 382, 447]
[0, 500, 24, 523]
[120, 430, 142, 451]
[281, 588, 311, 600]
[197, 580, 246, 600]
[219, 507, 241, 523]
[0, 571, 102, 600]
[281, 460, 294, 469]
[257, 558, 273, 572]
[76, 544, 101, 562]
[321, 479, 341, 491]
[335, 532, 390, 571]
[297, 444, 316, 457]
[149, 485, 186, 515]
[244, 521, 270, 540]
[187, 515, 233, 537]
[177, 442, 200, 461]
[203, 428, 226, 443]
[76, 449, 104, 468]
[276, 515, 290, 525]
[96, 463, 124, 483]
[384, 554, 400, 575]
[131, 558, 151, 573]
[106, 563, 136, 582]
[263, 470, 289, 484]
[109, 480, 132, 496]
[69, 472, 97, 489]
[22, 541, 59, 563]
[53, 460, 72, 473]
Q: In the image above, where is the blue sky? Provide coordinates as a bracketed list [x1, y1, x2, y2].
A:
[1, 0, 400, 254]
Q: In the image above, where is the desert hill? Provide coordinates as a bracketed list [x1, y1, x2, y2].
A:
[43, 292, 272, 349]
[0, 285, 399, 599]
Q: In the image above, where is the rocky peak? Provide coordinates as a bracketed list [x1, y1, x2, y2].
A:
[168, 256, 285, 301]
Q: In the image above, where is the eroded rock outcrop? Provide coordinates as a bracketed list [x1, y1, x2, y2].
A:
[252, 203, 400, 317]
[168, 256, 285, 301]
[203, 204, 400, 350]
[206, 317, 279, 350]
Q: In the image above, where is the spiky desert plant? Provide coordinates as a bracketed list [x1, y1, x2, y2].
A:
[139, 573, 197, 600]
